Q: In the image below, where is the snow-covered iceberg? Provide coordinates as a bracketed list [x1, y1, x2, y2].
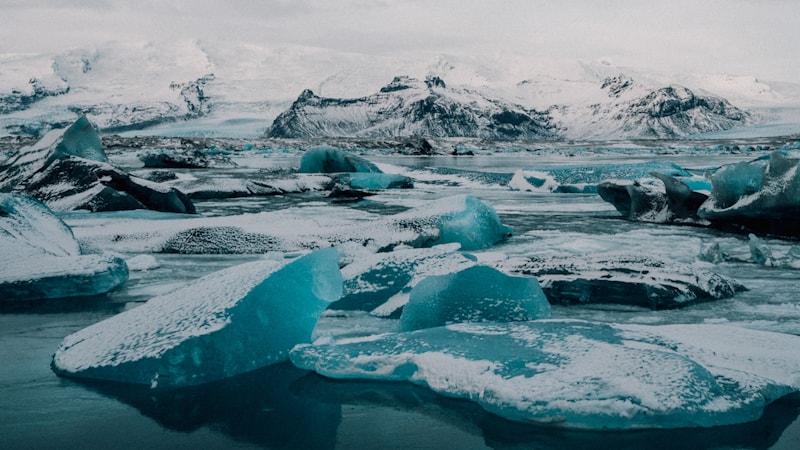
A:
[52, 248, 342, 388]
[0, 194, 128, 300]
[597, 172, 711, 225]
[124, 194, 512, 254]
[698, 151, 800, 237]
[497, 254, 745, 309]
[0, 116, 195, 214]
[290, 320, 800, 429]
[599, 152, 800, 238]
[399, 265, 551, 331]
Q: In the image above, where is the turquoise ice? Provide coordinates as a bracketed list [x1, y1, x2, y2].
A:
[52, 248, 342, 388]
[291, 320, 800, 430]
[399, 265, 551, 331]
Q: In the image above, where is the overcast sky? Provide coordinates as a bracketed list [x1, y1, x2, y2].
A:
[1, 0, 797, 81]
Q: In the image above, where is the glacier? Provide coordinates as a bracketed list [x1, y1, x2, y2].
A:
[0, 193, 128, 300]
[291, 320, 800, 430]
[399, 265, 551, 331]
[51, 248, 342, 388]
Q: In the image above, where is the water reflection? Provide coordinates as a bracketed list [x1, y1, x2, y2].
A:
[80, 362, 341, 450]
[77, 361, 800, 450]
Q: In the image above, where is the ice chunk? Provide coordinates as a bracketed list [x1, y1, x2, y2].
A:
[698, 242, 727, 264]
[290, 320, 800, 429]
[0, 116, 195, 214]
[399, 265, 551, 331]
[299, 147, 381, 173]
[332, 244, 475, 314]
[597, 173, 710, 225]
[389, 194, 512, 251]
[597, 179, 670, 222]
[52, 248, 342, 388]
[138, 149, 236, 169]
[497, 254, 745, 309]
[24, 157, 196, 213]
[0, 194, 128, 300]
[0, 193, 79, 257]
[335, 172, 414, 190]
[748, 234, 777, 266]
[0, 115, 106, 190]
[699, 152, 800, 237]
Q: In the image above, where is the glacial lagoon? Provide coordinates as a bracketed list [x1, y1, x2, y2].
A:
[2, 148, 800, 449]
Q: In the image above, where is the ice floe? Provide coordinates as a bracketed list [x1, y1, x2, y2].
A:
[291, 320, 800, 429]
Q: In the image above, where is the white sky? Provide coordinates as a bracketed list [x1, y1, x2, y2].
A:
[1, 0, 797, 81]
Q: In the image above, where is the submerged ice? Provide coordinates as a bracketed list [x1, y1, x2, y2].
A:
[52, 248, 342, 388]
[291, 320, 800, 430]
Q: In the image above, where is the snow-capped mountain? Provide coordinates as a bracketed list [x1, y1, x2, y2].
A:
[545, 75, 752, 139]
[1, 41, 798, 140]
[267, 76, 555, 139]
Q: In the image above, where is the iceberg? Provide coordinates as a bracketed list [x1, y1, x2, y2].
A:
[399, 265, 551, 331]
[334, 172, 414, 190]
[597, 179, 671, 222]
[332, 244, 475, 314]
[0, 194, 128, 300]
[299, 147, 382, 173]
[597, 173, 710, 225]
[0, 115, 106, 190]
[600, 152, 800, 238]
[698, 152, 800, 238]
[497, 254, 745, 309]
[290, 320, 800, 430]
[51, 248, 342, 388]
[0, 116, 195, 214]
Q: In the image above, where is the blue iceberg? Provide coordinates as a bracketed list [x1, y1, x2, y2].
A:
[332, 244, 475, 314]
[299, 147, 382, 173]
[52, 248, 342, 388]
[336, 172, 414, 190]
[0, 194, 128, 300]
[399, 265, 551, 331]
[698, 152, 800, 237]
[388, 195, 512, 251]
[291, 320, 800, 430]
